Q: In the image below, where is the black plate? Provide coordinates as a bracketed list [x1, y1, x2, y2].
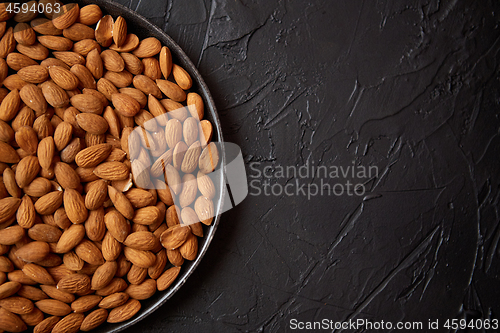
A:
[66, 1, 225, 332]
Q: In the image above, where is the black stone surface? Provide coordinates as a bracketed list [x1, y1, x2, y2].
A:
[106, 0, 500, 332]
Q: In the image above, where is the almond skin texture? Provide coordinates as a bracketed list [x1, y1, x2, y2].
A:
[0, 307, 27, 332]
[93, 162, 129, 181]
[75, 143, 112, 168]
[111, 93, 140, 117]
[52, 3, 80, 30]
[157, 266, 181, 291]
[107, 299, 141, 323]
[75, 113, 108, 134]
[63, 188, 88, 224]
[57, 273, 91, 294]
[15, 241, 50, 263]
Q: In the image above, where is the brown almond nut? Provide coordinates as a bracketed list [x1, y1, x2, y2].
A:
[0, 3, 15, 22]
[80, 308, 108, 331]
[51, 313, 84, 333]
[53, 121, 73, 151]
[115, 254, 131, 278]
[133, 74, 162, 99]
[181, 141, 202, 174]
[199, 141, 219, 173]
[11, 105, 34, 132]
[3, 167, 21, 198]
[156, 266, 181, 291]
[186, 92, 204, 120]
[63, 188, 88, 224]
[107, 299, 141, 323]
[93, 162, 129, 181]
[75, 239, 104, 265]
[31, 17, 62, 35]
[132, 206, 160, 226]
[15, 126, 38, 155]
[172, 64, 192, 90]
[123, 247, 156, 268]
[121, 52, 143, 75]
[54, 162, 80, 189]
[197, 171, 216, 199]
[95, 15, 113, 47]
[0, 28, 16, 59]
[160, 225, 191, 250]
[41, 81, 70, 108]
[98, 292, 128, 309]
[156, 79, 186, 102]
[15, 307, 43, 327]
[56, 273, 91, 294]
[37, 137, 57, 170]
[86, 48, 103, 80]
[28, 224, 62, 243]
[104, 209, 130, 243]
[112, 16, 127, 47]
[70, 64, 96, 89]
[33, 114, 54, 138]
[167, 248, 184, 267]
[36, 253, 63, 268]
[0, 281, 22, 299]
[17, 42, 50, 60]
[22, 263, 55, 285]
[17, 285, 48, 301]
[95, 277, 127, 296]
[104, 70, 133, 88]
[71, 94, 104, 115]
[34, 191, 63, 215]
[71, 295, 102, 313]
[33, 316, 61, 333]
[91, 261, 117, 290]
[101, 49, 124, 72]
[63, 23, 95, 41]
[102, 231, 121, 262]
[15, 241, 50, 263]
[17, 195, 35, 228]
[125, 279, 156, 300]
[0, 119, 14, 143]
[0, 198, 21, 226]
[148, 250, 167, 279]
[132, 37, 161, 58]
[0, 88, 21, 122]
[63, 252, 84, 271]
[159, 46, 172, 79]
[179, 233, 198, 260]
[124, 231, 157, 251]
[111, 92, 141, 117]
[49, 66, 79, 90]
[20, 83, 47, 115]
[0, 307, 27, 333]
[179, 174, 198, 208]
[52, 3, 80, 30]
[75, 143, 112, 168]
[106, 148, 126, 162]
[200, 119, 213, 147]
[55, 224, 85, 253]
[109, 33, 139, 52]
[85, 208, 106, 241]
[142, 57, 162, 81]
[53, 51, 85, 66]
[13, 0, 38, 22]
[0, 296, 34, 314]
[18, 65, 48, 83]
[0, 255, 14, 271]
[75, 113, 108, 134]
[78, 4, 102, 25]
[161, 99, 188, 121]
[13, 22, 36, 46]
[96, 77, 118, 100]
[37, 35, 73, 51]
[8, 270, 37, 285]
[39, 285, 75, 303]
[125, 188, 155, 208]
[35, 299, 71, 316]
[0, 142, 20, 164]
[84, 180, 108, 210]
[60, 137, 82, 163]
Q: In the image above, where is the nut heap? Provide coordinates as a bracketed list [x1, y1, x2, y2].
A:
[0, 1, 220, 332]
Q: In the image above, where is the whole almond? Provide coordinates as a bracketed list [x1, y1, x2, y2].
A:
[125, 279, 156, 300]
[13, 22, 36, 46]
[70, 64, 96, 89]
[80, 308, 108, 331]
[17, 42, 50, 60]
[179, 233, 198, 260]
[104, 70, 132, 88]
[52, 3, 80, 30]
[72, 38, 100, 56]
[63, 252, 84, 271]
[6, 53, 37, 71]
[60, 136, 82, 163]
[28, 224, 62, 243]
[102, 231, 122, 262]
[53, 121, 73, 151]
[121, 52, 143, 75]
[55, 224, 85, 253]
[86, 48, 103, 80]
[91, 261, 117, 290]
[125, 188, 155, 208]
[104, 209, 130, 243]
[0, 28, 15, 59]
[18, 65, 49, 83]
[197, 171, 216, 199]
[75, 143, 112, 168]
[181, 141, 202, 174]
[35, 299, 71, 316]
[48, 65, 79, 90]
[0, 307, 27, 333]
[37, 35, 73, 51]
[156, 79, 186, 102]
[75, 239, 104, 265]
[0, 281, 22, 299]
[166, 248, 184, 267]
[159, 46, 172, 79]
[156, 266, 181, 291]
[22, 263, 55, 285]
[133, 74, 162, 98]
[85, 208, 106, 241]
[39, 285, 74, 304]
[107, 298, 140, 323]
[31, 17, 62, 35]
[4, 168, 20, 198]
[57, 273, 91, 294]
[33, 316, 61, 333]
[17, 195, 36, 228]
[199, 119, 213, 147]
[124, 231, 157, 251]
[0, 296, 34, 314]
[199, 141, 219, 173]
[17, 285, 48, 301]
[148, 250, 167, 279]
[78, 4, 102, 25]
[53, 162, 79, 190]
[95, 15, 113, 47]
[0, 89, 20, 122]
[172, 64, 192, 90]
[71, 294, 102, 313]
[75, 113, 108, 134]
[132, 37, 161, 58]
[109, 33, 139, 53]
[160, 225, 190, 250]
[15, 241, 50, 263]
[142, 57, 162, 80]
[63, 23, 95, 41]
[98, 292, 128, 309]
[63, 188, 88, 224]
[51, 313, 84, 333]
[15, 156, 40, 188]
[15, 126, 38, 155]
[53, 51, 85, 66]
[41, 81, 70, 108]
[93, 162, 129, 181]
[123, 247, 156, 268]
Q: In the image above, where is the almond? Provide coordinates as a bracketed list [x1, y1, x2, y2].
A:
[48, 65, 79, 90]
[85, 208, 106, 241]
[63, 188, 88, 224]
[39, 285, 74, 303]
[133, 74, 162, 99]
[15, 156, 40, 189]
[52, 3, 80, 30]
[148, 250, 167, 279]
[31, 17, 62, 35]
[199, 141, 219, 173]
[13, 22, 36, 46]
[75, 239, 104, 265]
[123, 247, 156, 268]
[166, 248, 184, 267]
[86, 48, 103, 80]
[75, 143, 112, 168]
[124, 231, 157, 251]
[6, 53, 37, 71]
[179, 233, 198, 260]
[70, 64, 96, 89]
[55, 224, 85, 253]
[95, 15, 113, 47]
[0, 88, 21, 122]
[109, 33, 139, 53]
[51, 313, 84, 333]
[15, 241, 50, 263]
[72, 38, 100, 56]
[0, 307, 27, 333]
[28, 224, 62, 243]
[37, 35, 73, 51]
[0, 4, 15, 22]
[125, 279, 156, 300]
[63, 252, 83, 271]
[53, 51, 85, 66]
[80, 308, 108, 331]
[0, 27, 15, 59]
[160, 225, 191, 250]
[17, 42, 50, 60]
[181, 141, 202, 174]
[41, 81, 70, 108]
[54, 162, 80, 189]
[110, 92, 141, 118]
[93, 162, 129, 181]
[0, 281, 22, 299]
[16, 195, 35, 228]
[57, 273, 91, 294]
[104, 209, 130, 243]
[172, 64, 192, 90]
[71, 294, 102, 312]
[0, 296, 34, 314]
[53, 121, 73, 151]
[17, 285, 48, 301]
[132, 37, 161, 58]
[33, 316, 61, 333]
[15, 126, 38, 154]
[78, 4, 102, 26]
[101, 232, 121, 262]
[22, 263, 55, 285]
[107, 299, 141, 324]
[121, 53, 143, 75]
[98, 292, 128, 309]
[75, 113, 108, 134]
[96, 77, 118, 100]
[159, 46, 172, 79]
[91, 261, 117, 290]
[63, 23, 95, 41]
[104, 70, 132, 87]
[142, 57, 162, 80]
[125, 188, 155, 208]
[200, 119, 213, 147]
[157, 80, 186, 103]
[156, 266, 180, 291]
[35, 299, 71, 317]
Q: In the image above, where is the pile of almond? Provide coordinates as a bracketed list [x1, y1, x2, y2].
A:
[0, 1, 219, 332]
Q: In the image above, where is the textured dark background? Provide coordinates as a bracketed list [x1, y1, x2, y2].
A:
[111, 0, 500, 332]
